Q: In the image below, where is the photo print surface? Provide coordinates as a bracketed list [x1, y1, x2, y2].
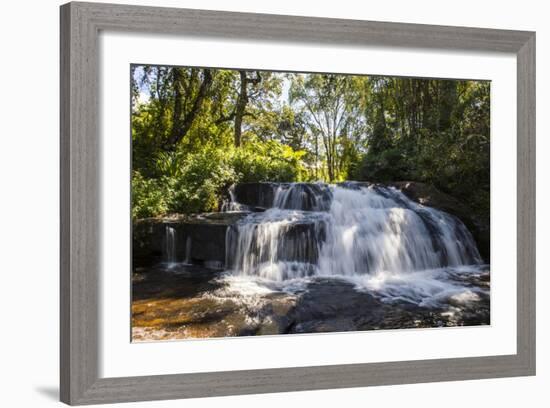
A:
[131, 65, 490, 342]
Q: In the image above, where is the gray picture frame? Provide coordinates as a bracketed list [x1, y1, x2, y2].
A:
[60, 2, 536, 405]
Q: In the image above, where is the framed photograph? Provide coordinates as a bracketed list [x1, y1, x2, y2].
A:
[60, 1, 535, 405]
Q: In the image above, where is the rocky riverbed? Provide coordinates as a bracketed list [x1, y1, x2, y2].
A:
[132, 263, 490, 342]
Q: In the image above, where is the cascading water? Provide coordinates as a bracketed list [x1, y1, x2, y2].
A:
[316, 185, 481, 277]
[226, 209, 326, 280]
[221, 185, 250, 212]
[164, 226, 177, 265]
[273, 183, 332, 211]
[137, 182, 488, 341]
[224, 182, 486, 307]
[227, 183, 481, 277]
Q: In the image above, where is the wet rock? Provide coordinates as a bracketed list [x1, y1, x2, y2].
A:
[259, 294, 297, 334]
[337, 181, 373, 190]
[132, 212, 250, 269]
[293, 318, 358, 333]
[132, 265, 490, 341]
[132, 218, 166, 267]
[225, 217, 326, 271]
[389, 181, 490, 263]
[232, 182, 333, 211]
[287, 279, 383, 333]
[274, 183, 332, 211]
[233, 182, 276, 209]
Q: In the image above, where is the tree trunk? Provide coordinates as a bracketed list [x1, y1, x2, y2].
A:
[166, 68, 213, 149]
[234, 71, 249, 147]
[170, 68, 184, 145]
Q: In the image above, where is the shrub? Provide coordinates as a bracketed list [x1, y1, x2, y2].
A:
[131, 171, 169, 219]
[170, 146, 237, 214]
[352, 147, 411, 182]
[131, 136, 307, 218]
[231, 136, 305, 182]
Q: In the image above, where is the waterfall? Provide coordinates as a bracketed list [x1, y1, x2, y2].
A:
[221, 185, 249, 212]
[273, 183, 332, 211]
[226, 209, 326, 280]
[226, 182, 482, 281]
[164, 226, 177, 265]
[317, 185, 481, 277]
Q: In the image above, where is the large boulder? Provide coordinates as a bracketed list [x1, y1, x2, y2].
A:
[389, 181, 490, 263]
[133, 218, 166, 267]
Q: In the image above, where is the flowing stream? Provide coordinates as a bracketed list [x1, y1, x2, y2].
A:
[134, 182, 489, 341]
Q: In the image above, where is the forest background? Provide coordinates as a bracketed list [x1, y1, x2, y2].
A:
[131, 66, 490, 222]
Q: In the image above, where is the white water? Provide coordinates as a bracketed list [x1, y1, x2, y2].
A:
[224, 182, 486, 307]
[316, 185, 481, 277]
[221, 185, 249, 212]
[164, 226, 177, 266]
[273, 182, 331, 211]
[344, 265, 486, 308]
[212, 264, 487, 311]
[227, 208, 326, 280]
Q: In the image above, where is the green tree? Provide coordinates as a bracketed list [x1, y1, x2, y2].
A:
[289, 74, 365, 181]
[131, 65, 490, 222]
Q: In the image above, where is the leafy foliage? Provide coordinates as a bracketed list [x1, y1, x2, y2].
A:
[231, 135, 306, 182]
[351, 79, 490, 218]
[131, 171, 169, 219]
[131, 138, 305, 218]
[131, 65, 490, 221]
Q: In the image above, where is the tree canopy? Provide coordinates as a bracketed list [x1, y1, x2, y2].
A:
[132, 65, 490, 221]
